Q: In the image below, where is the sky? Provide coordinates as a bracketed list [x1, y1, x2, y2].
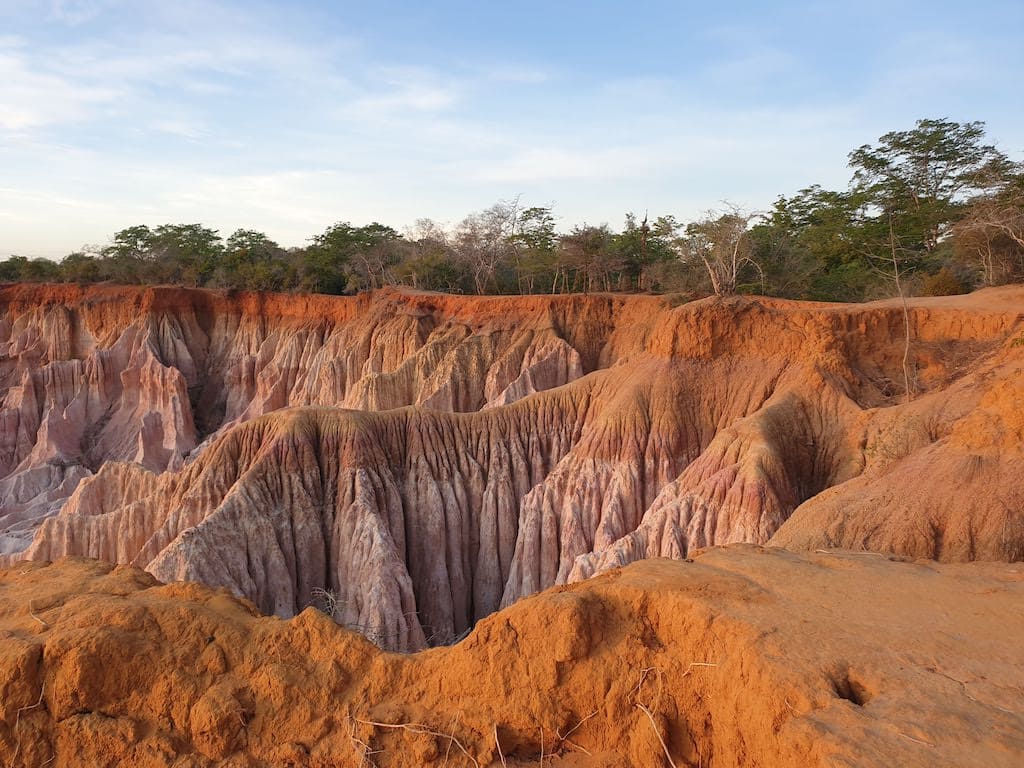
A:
[2, 0, 1023, 258]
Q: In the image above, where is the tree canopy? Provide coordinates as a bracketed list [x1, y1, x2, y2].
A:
[3, 118, 1021, 301]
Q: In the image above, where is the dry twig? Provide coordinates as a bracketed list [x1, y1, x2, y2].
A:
[681, 661, 718, 677]
[553, 708, 599, 756]
[558, 709, 598, 743]
[355, 718, 480, 768]
[636, 702, 678, 768]
[561, 738, 592, 756]
[813, 549, 884, 557]
[348, 716, 382, 767]
[27, 601, 48, 630]
[493, 724, 507, 768]
[899, 732, 935, 748]
[10, 683, 46, 766]
[629, 662, 716, 768]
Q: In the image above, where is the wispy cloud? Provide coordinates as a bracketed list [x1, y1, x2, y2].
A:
[47, 0, 115, 25]
[0, 45, 122, 130]
[150, 119, 208, 140]
[344, 67, 461, 121]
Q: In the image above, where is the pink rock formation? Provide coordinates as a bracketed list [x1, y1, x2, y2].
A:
[2, 283, 1022, 649]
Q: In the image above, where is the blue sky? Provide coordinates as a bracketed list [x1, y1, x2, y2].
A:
[2, 0, 1023, 257]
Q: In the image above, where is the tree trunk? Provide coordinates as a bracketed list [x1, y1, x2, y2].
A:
[889, 218, 914, 404]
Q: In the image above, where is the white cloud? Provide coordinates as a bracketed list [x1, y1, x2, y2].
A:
[0, 48, 122, 130]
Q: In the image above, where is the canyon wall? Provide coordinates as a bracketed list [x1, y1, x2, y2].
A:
[1, 283, 1022, 649]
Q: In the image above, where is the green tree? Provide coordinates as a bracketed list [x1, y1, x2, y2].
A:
[512, 205, 558, 293]
[148, 224, 224, 286]
[0, 256, 25, 281]
[0, 256, 62, 282]
[752, 188, 878, 301]
[345, 223, 402, 291]
[612, 213, 678, 291]
[59, 251, 103, 283]
[301, 222, 400, 294]
[101, 225, 155, 283]
[557, 224, 619, 292]
[101, 224, 223, 286]
[849, 119, 1012, 254]
[213, 230, 292, 290]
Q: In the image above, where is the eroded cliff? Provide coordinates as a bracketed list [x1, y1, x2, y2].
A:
[1, 284, 1022, 650]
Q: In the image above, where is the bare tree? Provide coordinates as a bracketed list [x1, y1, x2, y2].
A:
[681, 204, 762, 296]
[953, 190, 1024, 286]
[858, 215, 915, 403]
[885, 217, 914, 404]
[453, 199, 521, 294]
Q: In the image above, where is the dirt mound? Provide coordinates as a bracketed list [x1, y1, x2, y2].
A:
[1, 546, 1022, 767]
[2, 284, 1024, 650]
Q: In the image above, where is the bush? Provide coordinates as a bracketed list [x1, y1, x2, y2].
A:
[920, 267, 966, 296]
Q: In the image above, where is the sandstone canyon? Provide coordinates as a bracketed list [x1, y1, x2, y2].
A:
[1, 282, 1023, 766]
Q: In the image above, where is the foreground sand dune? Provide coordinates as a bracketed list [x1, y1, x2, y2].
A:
[1, 546, 1022, 767]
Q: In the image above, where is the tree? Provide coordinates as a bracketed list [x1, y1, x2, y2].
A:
[0, 255, 61, 282]
[953, 178, 1024, 285]
[59, 251, 103, 283]
[612, 212, 678, 291]
[0, 256, 27, 281]
[848, 119, 1012, 254]
[148, 224, 224, 286]
[100, 224, 223, 286]
[557, 224, 619, 292]
[344, 223, 401, 291]
[511, 205, 557, 293]
[213, 230, 292, 290]
[453, 200, 521, 294]
[873, 215, 915, 403]
[102, 225, 155, 283]
[301, 221, 400, 294]
[681, 205, 762, 296]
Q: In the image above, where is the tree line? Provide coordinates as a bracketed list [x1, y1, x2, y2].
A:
[4, 118, 1022, 300]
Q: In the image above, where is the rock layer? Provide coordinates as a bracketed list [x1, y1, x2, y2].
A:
[1, 547, 1023, 767]
[2, 284, 1023, 649]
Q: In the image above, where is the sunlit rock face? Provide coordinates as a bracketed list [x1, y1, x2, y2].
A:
[2, 282, 1023, 649]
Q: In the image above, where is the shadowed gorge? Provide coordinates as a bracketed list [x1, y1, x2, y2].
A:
[1, 283, 1023, 651]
